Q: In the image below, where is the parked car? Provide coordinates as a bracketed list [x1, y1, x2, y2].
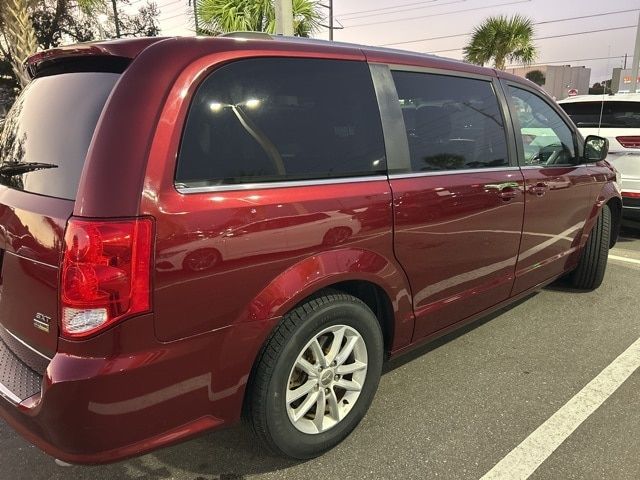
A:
[559, 94, 640, 220]
[0, 35, 619, 464]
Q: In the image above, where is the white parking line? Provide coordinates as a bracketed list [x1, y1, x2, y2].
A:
[609, 254, 640, 265]
[480, 336, 640, 480]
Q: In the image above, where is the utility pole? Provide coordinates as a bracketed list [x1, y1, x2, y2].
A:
[631, 12, 640, 93]
[328, 0, 333, 41]
[190, 0, 200, 35]
[274, 0, 294, 36]
[111, 0, 121, 38]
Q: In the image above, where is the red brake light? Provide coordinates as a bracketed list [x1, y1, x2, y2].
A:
[616, 136, 640, 149]
[61, 217, 153, 338]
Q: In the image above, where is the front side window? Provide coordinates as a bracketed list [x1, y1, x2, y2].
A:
[509, 87, 576, 167]
[391, 71, 509, 172]
[175, 58, 386, 188]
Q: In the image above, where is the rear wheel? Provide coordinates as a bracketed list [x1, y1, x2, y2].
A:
[570, 205, 611, 290]
[246, 291, 383, 459]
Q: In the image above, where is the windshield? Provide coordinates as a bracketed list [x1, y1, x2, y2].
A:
[0, 72, 119, 199]
[560, 101, 640, 129]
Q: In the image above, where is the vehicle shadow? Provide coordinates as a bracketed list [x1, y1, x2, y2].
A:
[383, 293, 537, 374]
[32, 424, 301, 480]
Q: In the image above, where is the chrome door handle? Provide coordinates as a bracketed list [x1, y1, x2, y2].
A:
[484, 182, 520, 191]
[528, 182, 549, 196]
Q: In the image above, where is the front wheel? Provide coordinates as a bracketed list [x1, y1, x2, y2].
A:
[570, 205, 611, 290]
[246, 292, 383, 459]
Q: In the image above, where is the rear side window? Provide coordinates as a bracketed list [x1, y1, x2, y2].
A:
[391, 71, 509, 172]
[560, 101, 640, 129]
[0, 72, 119, 200]
[175, 58, 386, 188]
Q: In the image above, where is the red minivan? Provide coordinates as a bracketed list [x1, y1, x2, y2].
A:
[0, 34, 621, 463]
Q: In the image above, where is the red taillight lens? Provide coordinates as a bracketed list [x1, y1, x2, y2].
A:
[61, 217, 153, 338]
[617, 136, 640, 149]
[622, 191, 640, 199]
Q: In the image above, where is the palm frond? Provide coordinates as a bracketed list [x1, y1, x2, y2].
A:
[463, 14, 536, 70]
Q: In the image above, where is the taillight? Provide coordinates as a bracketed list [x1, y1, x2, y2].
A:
[622, 191, 640, 199]
[61, 217, 153, 339]
[616, 136, 640, 149]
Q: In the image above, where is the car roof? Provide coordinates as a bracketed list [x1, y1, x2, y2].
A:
[558, 93, 640, 104]
[25, 33, 501, 80]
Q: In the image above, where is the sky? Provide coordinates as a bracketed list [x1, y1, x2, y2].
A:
[152, 0, 640, 83]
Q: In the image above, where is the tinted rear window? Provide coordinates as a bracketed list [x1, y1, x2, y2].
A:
[175, 58, 386, 188]
[0, 72, 119, 200]
[560, 101, 640, 128]
[391, 71, 509, 172]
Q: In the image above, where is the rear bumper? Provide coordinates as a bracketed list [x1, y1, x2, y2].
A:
[0, 313, 275, 464]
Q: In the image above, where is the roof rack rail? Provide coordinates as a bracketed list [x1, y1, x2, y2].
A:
[218, 31, 274, 40]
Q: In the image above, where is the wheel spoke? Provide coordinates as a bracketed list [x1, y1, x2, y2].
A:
[309, 338, 328, 367]
[287, 379, 317, 404]
[295, 357, 318, 378]
[336, 360, 367, 375]
[335, 378, 362, 392]
[313, 388, 327, 432]
[334, 335, 359, 366]
[327, 388, 343, 422]
[292, 390, 319, 422]
[325, 326, 346, 365]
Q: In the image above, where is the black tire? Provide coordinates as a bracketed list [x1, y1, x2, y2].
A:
[246, 291, 384, 459]
[570, 205, 611, 290]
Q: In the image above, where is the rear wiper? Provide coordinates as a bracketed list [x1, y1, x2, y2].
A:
[0, 162, 58, 176]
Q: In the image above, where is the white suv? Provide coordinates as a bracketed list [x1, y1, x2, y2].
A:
[559, 94, 640, 221]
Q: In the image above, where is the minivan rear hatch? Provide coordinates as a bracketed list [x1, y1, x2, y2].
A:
[0, 68, 121, 372]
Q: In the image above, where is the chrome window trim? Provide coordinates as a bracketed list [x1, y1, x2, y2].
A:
[388, 166, 522, 180]
[176, 174, 389, 194]
[518, 164, 589, 170]
[383, 63, 495, 82]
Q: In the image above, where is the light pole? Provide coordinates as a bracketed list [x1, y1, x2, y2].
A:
[631, 12, 640, 93]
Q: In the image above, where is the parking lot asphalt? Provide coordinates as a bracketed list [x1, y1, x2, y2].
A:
[1, 227, 639, 480]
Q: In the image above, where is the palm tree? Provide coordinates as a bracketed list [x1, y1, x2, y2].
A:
[0, 0, 38, 87]
[1, 0, 103, 87]
[463, 15, 536, 70]
[195, 0, 322, 37]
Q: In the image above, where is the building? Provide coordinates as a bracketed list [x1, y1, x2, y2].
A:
[611, 68, 640, 93]
[505, 65, 591, 100]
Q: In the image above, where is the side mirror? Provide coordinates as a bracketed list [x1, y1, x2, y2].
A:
[584, 135, 609, 162]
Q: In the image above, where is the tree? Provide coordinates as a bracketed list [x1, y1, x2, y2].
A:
[525, 69, 545, 86]
[1, 0, 39, 87]
[463, 15, 536, 70]
[195, 0, 322, 37]
[1, 0, 159, 110]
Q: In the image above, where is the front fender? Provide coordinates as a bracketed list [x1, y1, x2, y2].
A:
[244, 248, 414, 351]
[583, 173, 621, 247]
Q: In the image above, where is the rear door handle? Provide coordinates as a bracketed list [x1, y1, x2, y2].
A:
[484, 182, 520, 201]
[528, 182, 549, 196]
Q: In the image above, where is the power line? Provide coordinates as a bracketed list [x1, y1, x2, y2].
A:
[341, 0, 532, 29]
[424, 25, 637, 54]
[380, 7, 640, 46]
[507, 55, 627, 69]
[339, 0, 466, 21]
[338, 0, 449, 18]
